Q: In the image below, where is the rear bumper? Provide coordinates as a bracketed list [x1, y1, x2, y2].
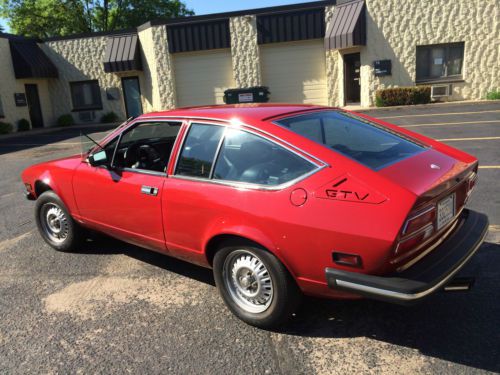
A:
[326, 209, 489, 304]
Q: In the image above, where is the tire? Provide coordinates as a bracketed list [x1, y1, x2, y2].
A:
[35, 191, 84, 252]
[213, 243, 302, 329]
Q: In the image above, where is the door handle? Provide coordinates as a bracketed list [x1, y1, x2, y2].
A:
[141, 185, 158, 196]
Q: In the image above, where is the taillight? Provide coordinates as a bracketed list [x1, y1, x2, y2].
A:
[395, 224, 434, 256]
[402, 205, 436, 235]
[465, 171, 477, 202]
[396, 204, 436, 257]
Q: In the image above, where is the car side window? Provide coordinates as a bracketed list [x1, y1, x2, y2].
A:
[175, 123, 225, 178]
[213, 128, 316, 186]
[104, 121, 181, 173]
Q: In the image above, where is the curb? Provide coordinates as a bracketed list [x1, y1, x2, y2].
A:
[349, 99, 498, 112]
[0, 122, 120, 141]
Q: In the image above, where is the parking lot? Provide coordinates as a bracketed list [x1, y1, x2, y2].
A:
[0, 101, 499, 374]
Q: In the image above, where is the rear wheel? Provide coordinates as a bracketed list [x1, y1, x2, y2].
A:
[213, 244, 301, 329]
[35, 191, 84, 252]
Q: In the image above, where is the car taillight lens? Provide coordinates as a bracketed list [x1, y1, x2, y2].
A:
[395, 224, 434, 256]
[402, 206, 436, 235]
[465, 171, 477, 202]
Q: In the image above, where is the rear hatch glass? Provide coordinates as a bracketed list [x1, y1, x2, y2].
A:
[275, 111, 425, 170]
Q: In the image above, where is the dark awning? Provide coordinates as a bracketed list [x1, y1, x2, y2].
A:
[103, 34, 142, 73]
[9, 39, 58, 79]
[324, 0, 366, 50]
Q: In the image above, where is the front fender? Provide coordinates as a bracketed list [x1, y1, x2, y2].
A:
[21, 156, 82, 216]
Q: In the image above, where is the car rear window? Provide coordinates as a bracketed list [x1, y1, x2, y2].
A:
[275, 111, 425, 170]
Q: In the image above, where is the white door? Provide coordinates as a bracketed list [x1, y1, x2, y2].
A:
[173, 49, 234, 107]
[260, 40, 328, 105]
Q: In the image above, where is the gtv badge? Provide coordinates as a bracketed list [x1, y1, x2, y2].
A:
[430, 164, 441, 170]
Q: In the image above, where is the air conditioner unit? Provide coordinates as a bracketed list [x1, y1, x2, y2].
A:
[431, 84, 451, 98]
[78, 111, 96, 122]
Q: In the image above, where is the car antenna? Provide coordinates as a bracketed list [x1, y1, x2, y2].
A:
[82, 132, 104, 151]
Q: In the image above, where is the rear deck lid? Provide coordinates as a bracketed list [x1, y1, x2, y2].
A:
[378, 148, 471, 196]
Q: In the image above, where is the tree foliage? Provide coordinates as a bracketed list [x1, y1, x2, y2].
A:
[0, 0, 194, 38]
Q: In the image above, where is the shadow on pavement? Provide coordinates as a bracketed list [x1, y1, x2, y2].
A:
[0, 124, 117, 156]
[75, 233, 499, 372]
[78, 233, 216, 286]
[286, 242, 500, 372]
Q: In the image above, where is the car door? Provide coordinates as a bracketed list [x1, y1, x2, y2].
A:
[73, 120, 183, 252]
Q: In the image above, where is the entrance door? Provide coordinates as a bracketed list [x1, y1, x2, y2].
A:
[25, 84, 44, 128]
[122, 77, 143, 118]
[344, 53, 361, 104]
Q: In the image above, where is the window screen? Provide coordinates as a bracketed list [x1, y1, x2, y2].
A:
[70, 80, 103, 111]
[277, 111, 424, 170]
[213, 128, 315, 186]
[176, 123, 224, 178]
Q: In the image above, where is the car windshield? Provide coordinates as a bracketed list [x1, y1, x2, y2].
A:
[275, 111, 425, 170]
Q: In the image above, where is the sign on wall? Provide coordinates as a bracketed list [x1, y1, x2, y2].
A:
[14, 93, 27, 106]
[373, 60, 392, 76]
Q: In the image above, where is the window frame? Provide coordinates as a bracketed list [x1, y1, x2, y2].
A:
[88, 119, 183, 177]
[69, 79, 103, 112]
[172, 120, 326, 191]
[0, 95, 4, 118]
[415, 42, 465, 83]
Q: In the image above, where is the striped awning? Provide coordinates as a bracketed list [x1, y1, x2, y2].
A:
[9, 39, 58, 79]
[324, 0, 366, 50]
[103, 34, 142, 73]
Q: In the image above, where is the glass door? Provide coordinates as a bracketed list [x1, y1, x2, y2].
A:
[122, 77, 143, 118]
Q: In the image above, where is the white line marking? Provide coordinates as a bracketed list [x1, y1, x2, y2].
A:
[478, 166, 500, 169]
[437, 136, 500, 142]
[378, 109, 500, 119]
[402, 120, 500, 128]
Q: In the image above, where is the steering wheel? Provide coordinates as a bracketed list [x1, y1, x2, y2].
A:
[124, 141, 162, 170]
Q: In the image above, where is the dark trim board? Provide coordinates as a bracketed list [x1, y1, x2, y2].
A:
[167, 19, 230, 53]
[257, 7, 326, 44]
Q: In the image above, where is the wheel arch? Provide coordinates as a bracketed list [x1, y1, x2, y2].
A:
[34, 179, 54, 197]
[204, 231, 297, 280]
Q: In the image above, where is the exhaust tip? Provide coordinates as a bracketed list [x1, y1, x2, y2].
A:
[444, 277, 475, 292]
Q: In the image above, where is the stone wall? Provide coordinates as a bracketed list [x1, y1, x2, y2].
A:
[229, 15, 262, 88]
[42, 35, 146, 123]
[0, 37, 55, 129]
[139, 25, 176, 111]
[324, 5, 341, 107]
[361, 0, 499, 106]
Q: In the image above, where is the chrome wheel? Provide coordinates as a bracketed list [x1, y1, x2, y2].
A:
[223, 250, 274, 313]
[40, 203, 69, 243]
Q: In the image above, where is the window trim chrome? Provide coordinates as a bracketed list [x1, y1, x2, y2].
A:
[171, 119, 328, 191]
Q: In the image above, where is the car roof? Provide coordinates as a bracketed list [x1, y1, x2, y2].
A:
[138, 103, 330, 123]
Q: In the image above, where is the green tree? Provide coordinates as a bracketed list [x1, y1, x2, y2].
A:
[0, 0, 193, 38]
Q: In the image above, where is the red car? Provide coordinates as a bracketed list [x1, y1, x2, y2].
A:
[22, 104, 488, 328]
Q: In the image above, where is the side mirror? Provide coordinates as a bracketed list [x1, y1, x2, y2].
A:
[88, 150, 109, 167]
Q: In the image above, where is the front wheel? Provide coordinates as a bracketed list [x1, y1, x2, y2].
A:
[213, 244, 301, 329]
[35, 191, 84, 252]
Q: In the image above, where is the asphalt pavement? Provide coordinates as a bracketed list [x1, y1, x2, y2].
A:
[0, 101, 499, 374]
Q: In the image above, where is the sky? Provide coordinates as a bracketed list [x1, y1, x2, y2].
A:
[0, 0, 316, 33]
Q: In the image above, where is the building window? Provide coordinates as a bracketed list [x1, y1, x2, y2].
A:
[416, 42, 464, 82]
[0, 96, 4, 118]
[70, 80, 103, 111]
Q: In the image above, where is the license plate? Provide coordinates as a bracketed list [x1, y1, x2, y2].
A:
[437, 193, 455, 231]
